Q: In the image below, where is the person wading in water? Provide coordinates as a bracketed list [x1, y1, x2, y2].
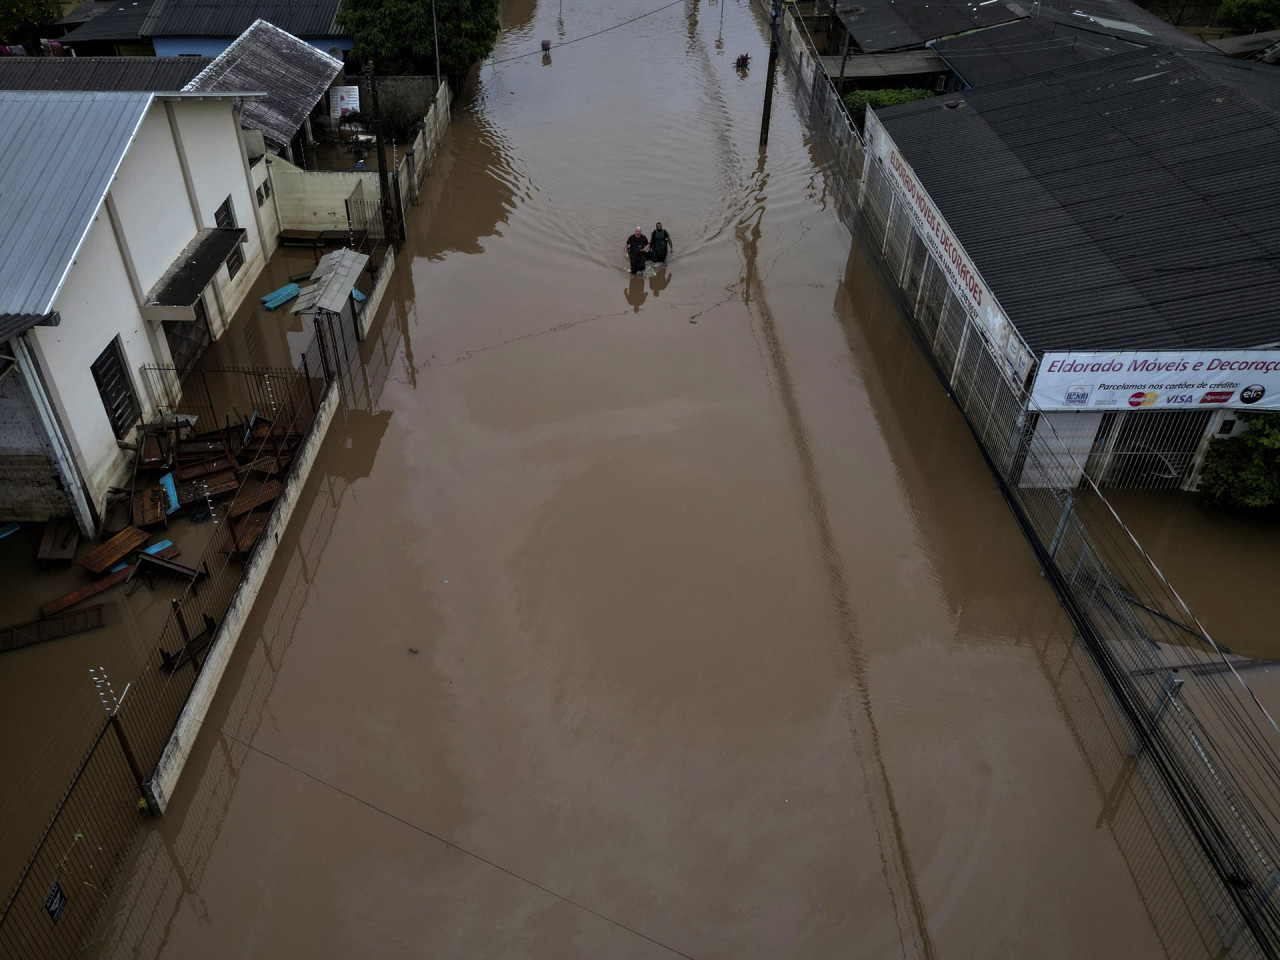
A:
[625, 226, 649, 274]
[648, 222, 673, 264]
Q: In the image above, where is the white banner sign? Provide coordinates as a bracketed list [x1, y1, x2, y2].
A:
[864, 110, 1033, 389]
[1031, 351, 1280, 411]
[330, 85, 360, 119]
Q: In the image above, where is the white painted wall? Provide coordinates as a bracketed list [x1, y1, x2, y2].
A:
[251, 155, 280, 259]
[271, 168, 378, 231]
[109, 108, 198, 293]
[173, 98, 267, 334]
[35, 213, 161, 511]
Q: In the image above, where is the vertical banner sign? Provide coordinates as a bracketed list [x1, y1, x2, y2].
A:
[1031, 351, 1280, 411]
[864, 110, 1034, 389]
[330, 85, 360, 119]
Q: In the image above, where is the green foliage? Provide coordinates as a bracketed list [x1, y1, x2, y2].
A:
[338, 0, 501, 81]
[1217, 0, 1280, 31]
[841, 88, 933, 125]
[0, 0, 60, 48]
[1198, 412, 1280, 510]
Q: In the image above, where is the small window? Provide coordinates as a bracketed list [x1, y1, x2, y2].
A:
[263, 179, 271, 200]
[1220, 419, 1236, 435]
[225, 243, 244, 279]
[214, 195, 236, 231]
[90, 338, 141, 440]
[256, 185, 265, 206]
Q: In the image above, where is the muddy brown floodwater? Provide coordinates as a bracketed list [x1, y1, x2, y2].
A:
[86, 1, 1175, 957]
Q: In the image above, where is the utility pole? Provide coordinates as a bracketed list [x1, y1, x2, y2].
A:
[431, 0, 441, 88]
[365, 61, 402, 243]
[759, 0, 781, 147]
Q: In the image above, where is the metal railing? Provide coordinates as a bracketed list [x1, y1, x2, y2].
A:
[774, 6, 1280, 956]
[0, 312, 358, 959]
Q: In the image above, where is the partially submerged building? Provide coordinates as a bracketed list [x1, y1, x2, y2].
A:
[0, 90, 270, 534]
[140, 0, 350, 58]
[183, 18, 344, 162]
[857, 48, 1280, 489]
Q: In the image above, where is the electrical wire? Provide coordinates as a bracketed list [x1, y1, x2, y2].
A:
[199, 721, 699, 960]
[486, 0, 688, 67]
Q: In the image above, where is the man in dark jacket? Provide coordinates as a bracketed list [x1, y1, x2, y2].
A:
[625, 227, 649, 274]
[648, 222, 673, 263]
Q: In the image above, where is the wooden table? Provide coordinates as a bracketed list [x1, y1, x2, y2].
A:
[77, 526, 148, 575]
[132, 486, 170, 527]
[174, 471, 239, 508]
[228, 481, 281, 519]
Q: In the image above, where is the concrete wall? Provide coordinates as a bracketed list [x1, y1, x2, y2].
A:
[271, 167, 379, 231]
[0, 372, 67, 520]
[146, 378, 341, 813]
[33, 214, 160, 511]
[173, 98, 267, 336]
[251, 156, 281, 259]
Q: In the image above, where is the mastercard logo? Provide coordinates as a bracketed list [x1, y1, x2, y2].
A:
[1128, 391, 1158, 407]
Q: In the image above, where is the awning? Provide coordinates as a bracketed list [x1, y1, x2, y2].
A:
[0, 312, 59, 342]
[292, 248, 369, 316]
[146, 227, 246, 308]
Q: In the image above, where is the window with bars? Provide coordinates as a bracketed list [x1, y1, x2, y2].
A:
[91, 338, 140, 440]
[216, 195, 245, 278]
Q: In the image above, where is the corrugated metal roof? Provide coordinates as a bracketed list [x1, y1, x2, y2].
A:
[835, 0, 1022, 53]
[932, 18, 1144, 87]
[292, 248, 369, 315]
[1209, 28, 1280, 57]
[142, 0, 344, 38]
[1192, 52, 1280, 112]
[57, 1, 119, 26]
[876, 49, 1280, 353]
[820, 49, 944, 78]
[60, 1, 155, 43]
[1027, 0, 1210, 53]
[0, 91, 153, 324]
[0, 56, 210, 91]
[184, 19, 342, 148]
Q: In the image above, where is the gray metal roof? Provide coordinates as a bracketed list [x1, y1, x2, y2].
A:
[0, 56, 210, 91]
[0, 91, 153, 328]
[875, 49, 1280, 353]
[60, 1, 155, 43]
[1191, 52, 1280, 112]
[142, 0, 344, 38]
[1021, 0, 1211, 52]
[820, 49, 945, 79]
[184, 19, 342, 149]
[932, 18, 1144, 87]
[835, 0, 1022, 53]
[1209, 28, 1280, 57]
[293, 248, 369, 315]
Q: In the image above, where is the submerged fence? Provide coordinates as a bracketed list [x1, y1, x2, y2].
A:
[0, 314, 359, 959]
[776, 6, 1280, 957]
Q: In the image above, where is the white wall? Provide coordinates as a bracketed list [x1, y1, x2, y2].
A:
[110, 107, 199, 294]
[251, 156, 280, 259]
[35, 213, 162, 511]
[271, 168, 378, 231]
[173, 98, 267, 335]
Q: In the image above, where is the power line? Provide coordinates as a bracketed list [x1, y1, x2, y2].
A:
[487, 0, 687, 67]
[200, 721, 699, 960]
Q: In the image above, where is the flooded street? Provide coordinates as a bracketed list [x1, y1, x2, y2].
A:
[90, 1, 1171, 956]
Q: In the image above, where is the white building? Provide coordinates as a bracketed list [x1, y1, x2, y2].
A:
[0, 89, 272, 535]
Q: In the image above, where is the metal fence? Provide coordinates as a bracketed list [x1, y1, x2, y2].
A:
[775, 6, 1280, 957]
[0, 312, 359, 959]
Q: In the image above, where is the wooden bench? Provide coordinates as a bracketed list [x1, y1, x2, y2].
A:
[174, 471, 240, 509]
[76, 526, 148, 575]
[228, 480, 282, 519]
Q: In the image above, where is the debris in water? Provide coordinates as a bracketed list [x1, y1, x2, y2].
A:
[408, 647, 419, 654]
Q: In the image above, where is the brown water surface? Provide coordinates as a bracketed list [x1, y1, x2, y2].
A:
[85, 1, 1173, 956]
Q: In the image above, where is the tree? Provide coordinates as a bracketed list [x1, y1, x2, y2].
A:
[1217, 0, 1280, 30]
[0, 0, 60, 51]
[1198, 412, 1280, 510]
[841, 88, 933, 128]
[338, 0, 501, 81]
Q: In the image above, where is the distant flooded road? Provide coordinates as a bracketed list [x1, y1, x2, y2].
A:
[92, 1, 1169, 956]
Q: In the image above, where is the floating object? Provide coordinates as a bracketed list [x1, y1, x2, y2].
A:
[0, 521, 18, 540]
[109, 539, 177, 574]
[77, 526, 148, 575]
[260, 283, 300, 311]
[37, 518, 79, 563]
[541, 39, 551, 52]
[158, 473, 181, 515]
[735, 53, 751, 69]
[351, 287, 366, 303]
